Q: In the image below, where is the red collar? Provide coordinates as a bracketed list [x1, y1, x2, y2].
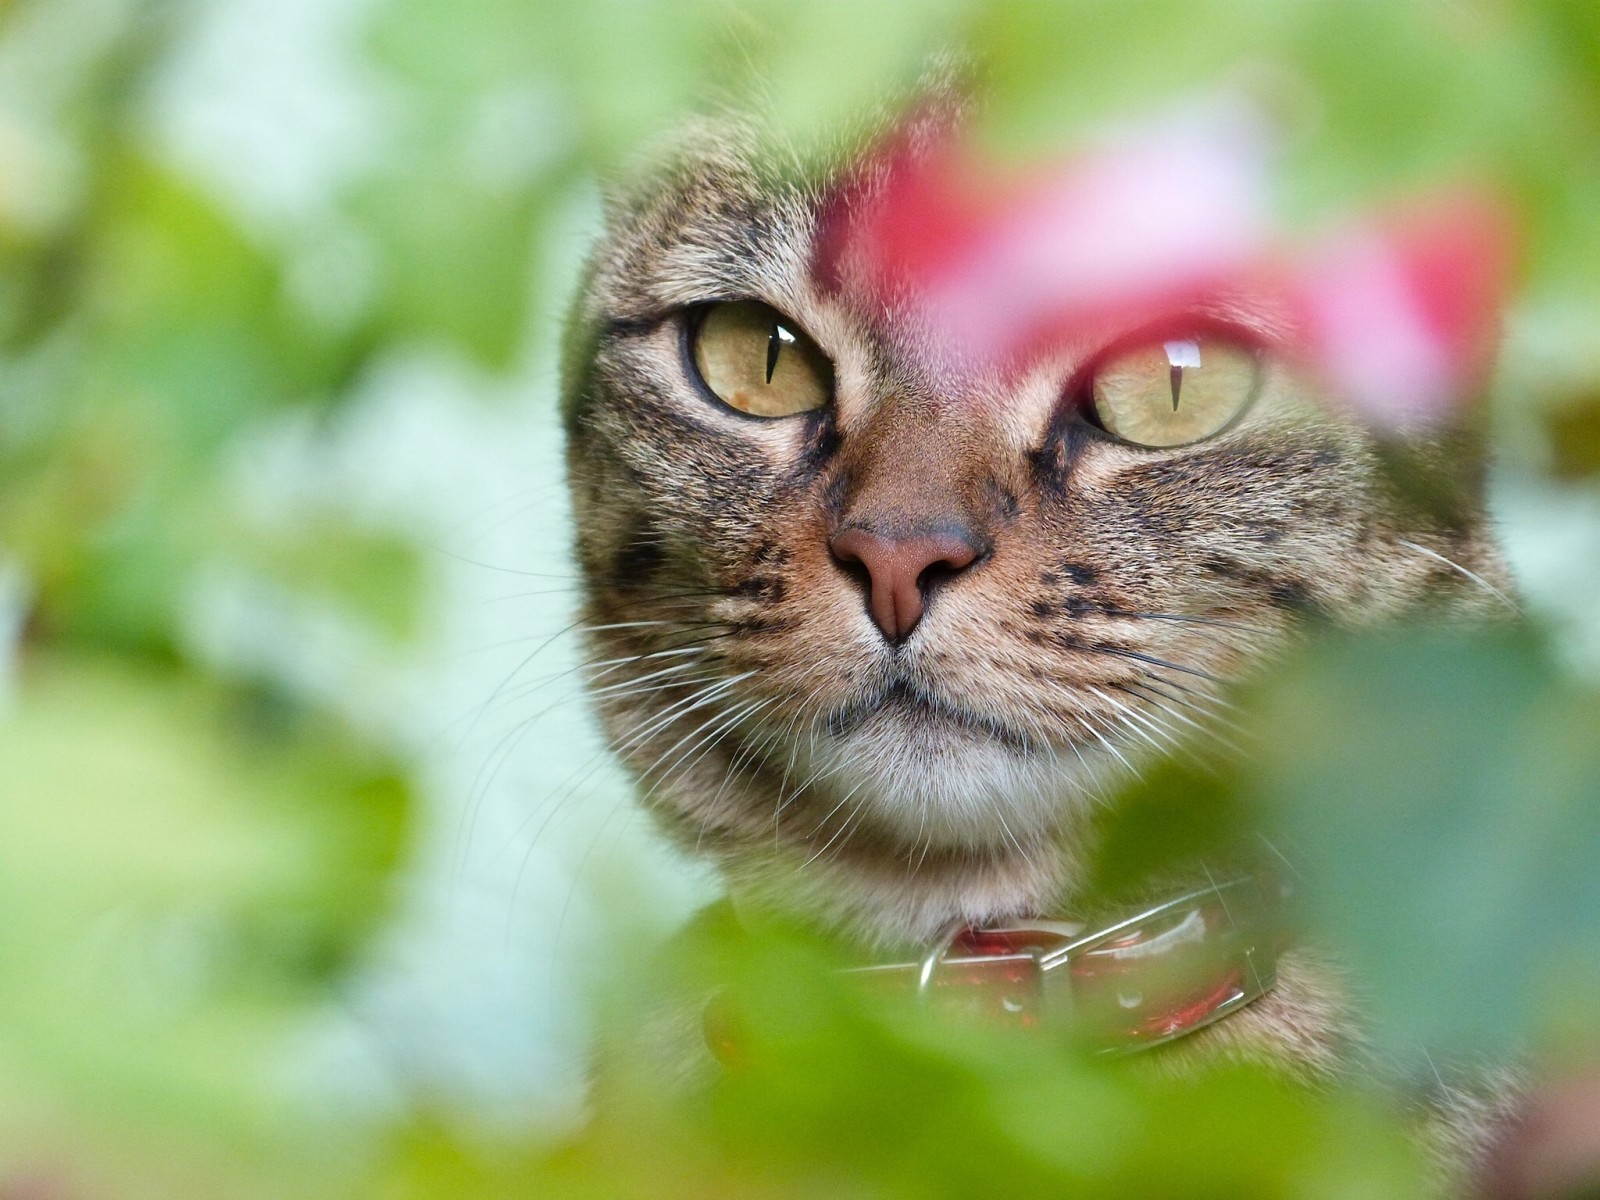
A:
[706, 873, 1288, 1060]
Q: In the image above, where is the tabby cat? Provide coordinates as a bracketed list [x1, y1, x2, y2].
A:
[559, 92, 1514, 1170]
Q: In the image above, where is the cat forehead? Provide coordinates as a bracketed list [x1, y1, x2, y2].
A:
[592, 120, 819, 314]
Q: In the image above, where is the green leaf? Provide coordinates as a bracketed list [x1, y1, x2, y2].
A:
[239, 521, 426, 644]
[0, 655, 408, 1153]
[1249, 628, 1600, 1057]
[347, 166, 539, 369]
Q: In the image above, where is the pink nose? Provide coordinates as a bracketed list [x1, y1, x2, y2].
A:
[830, 526, 983, 644]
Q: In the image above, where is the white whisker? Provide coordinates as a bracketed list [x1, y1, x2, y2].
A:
[1396, 538, 1517, 612]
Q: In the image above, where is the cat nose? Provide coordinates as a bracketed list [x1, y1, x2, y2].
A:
[829, 526, 983, 644]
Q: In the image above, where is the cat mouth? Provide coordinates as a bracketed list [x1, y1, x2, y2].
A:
[823, 679, 1039, 755]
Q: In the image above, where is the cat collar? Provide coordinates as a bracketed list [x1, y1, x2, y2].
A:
[705, 873, 1288, 1061]
[853, 873, 1290, 1051]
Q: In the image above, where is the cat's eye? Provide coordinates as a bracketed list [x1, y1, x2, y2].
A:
[1087, 336, 1260, 448]
[690, 301, 833, 418]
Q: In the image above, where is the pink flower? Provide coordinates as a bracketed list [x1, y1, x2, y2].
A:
[1288, 196, 1513, 427]
[816, 106, 1514, 424]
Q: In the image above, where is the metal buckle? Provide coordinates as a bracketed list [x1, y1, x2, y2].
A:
[915, 919, 971, 998]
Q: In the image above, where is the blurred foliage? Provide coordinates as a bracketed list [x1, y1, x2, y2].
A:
[0, 0, 1598, 1196]
[1251, 631, 1600, 1059]
[0, 656, 406, 1197]
[502, 919, 1432, 1200]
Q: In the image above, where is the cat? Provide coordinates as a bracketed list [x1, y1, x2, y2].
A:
[559, 90, 1517, 1177]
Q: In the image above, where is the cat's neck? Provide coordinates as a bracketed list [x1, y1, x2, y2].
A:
[710, 821, 1093, 950]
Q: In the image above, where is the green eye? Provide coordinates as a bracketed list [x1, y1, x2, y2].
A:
[1089, 336, 1260, 447]
[690, 301, 833, 418]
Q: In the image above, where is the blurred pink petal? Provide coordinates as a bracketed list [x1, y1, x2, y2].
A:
[817, 110, 1514, 423]
[1289, 196, 1514, 427]
[818, 105, 1275, 372]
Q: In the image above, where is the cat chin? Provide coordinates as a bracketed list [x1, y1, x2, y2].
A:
[797, 722, 1097, 850]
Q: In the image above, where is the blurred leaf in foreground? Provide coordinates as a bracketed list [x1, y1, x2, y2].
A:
[1541, 395, 1600, 482]
[1250, 628, 1600, 1060]
[0, 654, 408, 1194]
[464, 916, 1429, 1200]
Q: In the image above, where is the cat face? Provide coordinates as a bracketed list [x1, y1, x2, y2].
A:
[562, 116, 1507, 942]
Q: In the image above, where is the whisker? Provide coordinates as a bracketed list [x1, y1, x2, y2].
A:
[610, 673, 759, 759]
[707, 692, 805, 814]
[1099, 607, 1268, 635]
[1111, 681, 1246, 757]
[587, 663, 712, 700]
[452, 620, 670, 659]
[641, 697, 775, 805]
[444, 631, 723, 740]
[989, 800, 1028, 861]
[1088, 685, 1185, 755]
[1058, 638, 1226, 684]
[1067, 739, 1117, 810]
[427, 544, 579, 580]
[504, 743, 621, 875]
[1128, 677, 1247, 738]
[1130, 668, 1242, 713]
[497, 674, 758, 873]
[486, 584, 726, 606]
[1395, 538, 1518, 612]
[440, 479, 571, 544]
[1078, 711, 1141, 777]
[453, 700, 552, 879]
[797, 775, 872, 870]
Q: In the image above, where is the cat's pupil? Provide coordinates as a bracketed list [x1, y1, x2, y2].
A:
[766, 322, 796, 384]
[1164, 338, 1201, 415]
